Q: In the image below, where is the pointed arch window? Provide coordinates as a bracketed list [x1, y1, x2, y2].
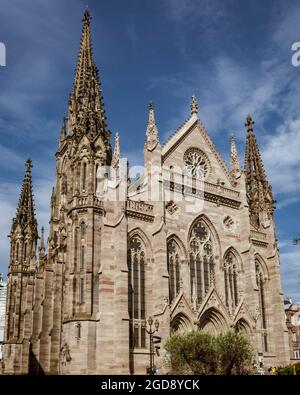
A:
[80, 246, 85, 270]
[82, 162, 87, 192]
[15, 242, 19, 262]
[167, 239, 181, 303]
[8, 281, 17, 339]
[79, 221, 85, 271]
[128, 236, 146, 349]
[76, 322, 81, 340]
[95, 164, 99, 193]
[224, 251, 239, 310]
[24, 242, 27, 262]
[189, 219, 215, 306]
[61, 174, 67, 195]
[79, 277, 84, 304]
[80, 221, 86, 239]
[255, 259, 268, 352]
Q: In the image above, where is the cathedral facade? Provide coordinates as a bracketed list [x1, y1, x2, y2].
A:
[2, 11, 290, 374]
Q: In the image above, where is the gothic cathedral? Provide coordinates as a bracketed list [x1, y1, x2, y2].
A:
[2, 10, 290, 374]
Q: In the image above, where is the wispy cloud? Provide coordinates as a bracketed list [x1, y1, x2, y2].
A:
[280, 246, 300, 301]
[165, 0, 228, 24]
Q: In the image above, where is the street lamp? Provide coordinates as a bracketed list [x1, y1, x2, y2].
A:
[145, 317, 160, 375]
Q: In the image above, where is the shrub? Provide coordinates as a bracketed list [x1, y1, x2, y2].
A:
[276, 363, 300, 375]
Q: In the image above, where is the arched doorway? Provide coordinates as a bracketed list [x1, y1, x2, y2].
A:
[170, 313, 193, 334]
[198, 308, 228, 335]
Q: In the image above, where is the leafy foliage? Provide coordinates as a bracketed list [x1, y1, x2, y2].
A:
[165, 329, 253, 375]
[217, 330, 253, 375]
[275, 363, 300, 375]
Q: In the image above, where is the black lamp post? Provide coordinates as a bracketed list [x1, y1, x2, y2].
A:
[145, 317, 159, 375]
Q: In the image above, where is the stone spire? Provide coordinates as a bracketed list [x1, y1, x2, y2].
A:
[244, 115, 274, 228]
[112, 132, 121, 168]
[230, 133, 240, 177]
[39, 226, 46, 259]
[190, 95, 198, 115]
[145, 101, 159, 151]
[68, 9, 110, 147]
[12, 159, 37, 235]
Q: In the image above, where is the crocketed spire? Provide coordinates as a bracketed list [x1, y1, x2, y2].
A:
[230, 133, 240, 177]
[12, 159, 37, 235]
[244, 115, 274, 228]
[145, 101, 159, 151]
[68, 9, 110, 147]
[112, 132, 121, 168]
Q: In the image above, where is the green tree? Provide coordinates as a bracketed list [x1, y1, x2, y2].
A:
[165, 331, 218, 374]
[216, 330, 253, 375]
[165, 329, 253, 375]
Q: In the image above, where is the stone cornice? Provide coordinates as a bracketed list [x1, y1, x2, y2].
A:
[164, 180, 241, 209]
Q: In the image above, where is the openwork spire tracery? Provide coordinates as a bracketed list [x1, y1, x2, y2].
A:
[244, 115, 274, 228]
[12, 159, 37, 235]
[68, 10, 110, 148]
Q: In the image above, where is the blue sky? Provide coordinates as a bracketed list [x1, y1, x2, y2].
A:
[0, 0, 300, 300]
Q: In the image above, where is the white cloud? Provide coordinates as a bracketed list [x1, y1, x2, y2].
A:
[280, 246, 300, 301]
[166, 0, 227, 23]
[262, 118, 300, 195]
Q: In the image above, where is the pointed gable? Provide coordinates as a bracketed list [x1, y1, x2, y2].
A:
[162, 111, 235, 187]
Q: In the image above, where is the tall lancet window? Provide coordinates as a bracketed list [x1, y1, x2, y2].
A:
[8, 281, 17, 338]
[95, 164, 99, 193]
[80, 246, 85, 270]
[82, 162, 87, 192]
[256, 259, 268, 352]
[80, 221, 86, 239]
[79, 277, 84, 304]
[77, 221, 86, 306]
[224, 251, 239, 310]
[24, 242, 27, 262]
[189, 219, 215, 307]
[61, 174, 67, 195]
[15, 242, 19, 262]
[80, 221, 86, 270]
[167, 239, 181, 303]
[128, 236, 146, 349]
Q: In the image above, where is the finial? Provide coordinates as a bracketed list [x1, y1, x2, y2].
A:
[39, 226, 45, 255]
[112, 132, 121, 168]
[41, 226, 44, 244]
[145, 101, 159, 151]
[26, 158, 32, 172]
[83, 7, 91, 24]
[190, 95, 198, 115]
[245, 114, 254, 131]
[230, 132, 240, 177]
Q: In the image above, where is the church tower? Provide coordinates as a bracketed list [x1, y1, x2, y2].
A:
[41, 9, 129, 374]
[3, 159, 38, 374]
[243, 115, 289, 364]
